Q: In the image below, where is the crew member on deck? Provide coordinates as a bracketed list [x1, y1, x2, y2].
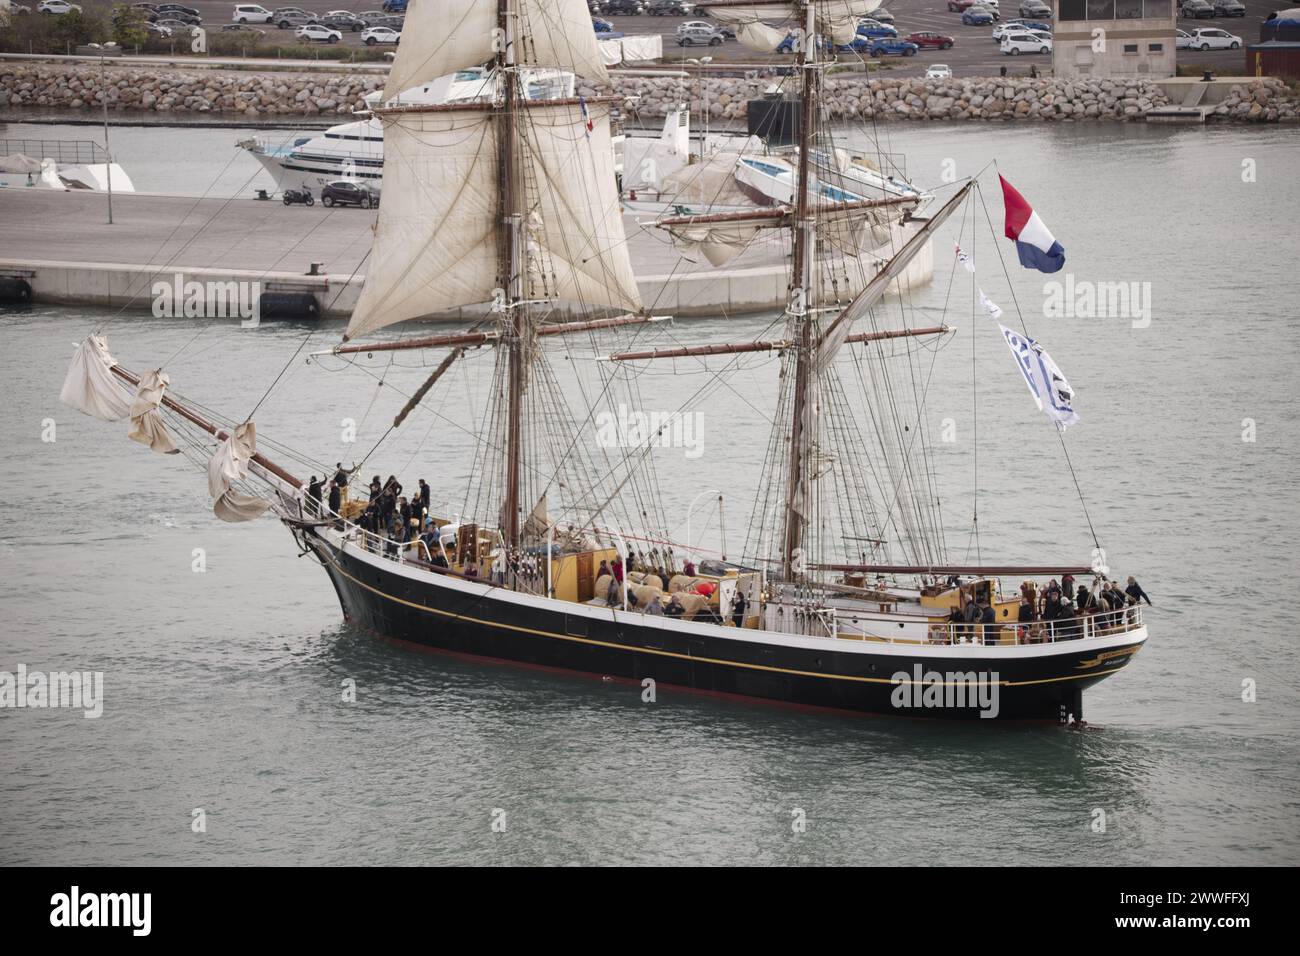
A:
[333, 462, 356, 501]
[732, 589, 747, 628]
[417, 479, 430, 520]
[683, 558, 696, 578]
[327, 480, 341, 523]
[306, 476, 323, 517]
[1125, 576, 1152, 606]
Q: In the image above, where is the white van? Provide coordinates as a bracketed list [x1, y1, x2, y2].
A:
[232, 4, 274, 22]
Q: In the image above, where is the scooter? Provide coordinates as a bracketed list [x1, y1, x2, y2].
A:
[282, 187, 315, 206]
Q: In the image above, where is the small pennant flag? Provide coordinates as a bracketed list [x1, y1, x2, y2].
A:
[1000, 175, 1065, 274]
[955, 243, 976, 274]
[579, 96, 594, 136]
[979, 290, 1003, 319]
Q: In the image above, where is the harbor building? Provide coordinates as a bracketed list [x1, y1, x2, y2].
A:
[1052, 0, 1178, 79]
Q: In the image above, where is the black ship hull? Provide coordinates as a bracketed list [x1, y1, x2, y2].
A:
[306, 530, 1145, 722]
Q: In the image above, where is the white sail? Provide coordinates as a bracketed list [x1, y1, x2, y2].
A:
[348, 102, 639, 339]
[60, 335, 132, 422]
[207, 421, 272, 523]
[347, 110, 499, 339]
[127, 368, 179, 455]
[705, 0, 881, 52]
[522, 102, 642, 314]
[383, 0, 609, 102]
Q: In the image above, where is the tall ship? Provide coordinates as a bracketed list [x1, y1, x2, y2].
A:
[61, 0, 1147, 722]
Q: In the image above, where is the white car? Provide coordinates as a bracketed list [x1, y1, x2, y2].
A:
[1001, 32, 1052, 54]
[926, 64, 953, 79]
[232, 4, 274, 22]
[361, 25, 399, 45]
[37, 0, 82, 12]
[1176, 29, 1195, 50]
[1188, 28, 1241, 51]
[993, 20, 1045, 41]
[296, 23, 342, 42]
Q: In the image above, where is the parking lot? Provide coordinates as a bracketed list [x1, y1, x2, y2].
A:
[159, 1, 1274, 75]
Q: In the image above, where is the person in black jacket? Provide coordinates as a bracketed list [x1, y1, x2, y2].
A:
[327, 480, 341, 523]
[1125, 576, 1152, 606]
[732, 590, 747, 628]
[306, 476, 323, 517]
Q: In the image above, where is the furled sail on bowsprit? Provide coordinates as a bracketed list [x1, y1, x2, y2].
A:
[382, 0, 610, 102]
[345, 99, 640, 340]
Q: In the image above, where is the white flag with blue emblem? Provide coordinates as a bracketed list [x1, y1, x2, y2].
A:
[998, 325, 1080, 431]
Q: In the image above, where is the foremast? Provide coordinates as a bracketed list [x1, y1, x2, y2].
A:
[780, 0, 820, 583]
[497, 0, 526, 550]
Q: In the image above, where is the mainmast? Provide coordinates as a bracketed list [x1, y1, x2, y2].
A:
[499, 0, 525, 550]
[780, 0, 820, 582]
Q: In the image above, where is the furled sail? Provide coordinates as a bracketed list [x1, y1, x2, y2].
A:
[347, 102, 639, 340]
[383, 0, 609, 102]
[207, 422, 272, 523]
[127, 368, 179, 455]
[704, 0, 882, 53]
[60, 335, 133, 422]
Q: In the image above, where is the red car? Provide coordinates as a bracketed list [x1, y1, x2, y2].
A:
[907, 31, 955, 49]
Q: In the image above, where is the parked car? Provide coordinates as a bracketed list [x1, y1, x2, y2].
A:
[38, 0, 83, 12]
[994, 20, 1050, 40]
[870, 38, 919, 56]
[856, 20, 898, 38]
[361, 25, 399, 44]
[1001, 31, 1052, 54]
[873, 7, 895, 23]
[144, 20, 172, 36]
[1180, 0, 1215, 17]
[926, 63, 953, 79]
[1175, 28, 1196, 48]
[947, 0, 979, 9]
[296, 23, 341, 42]
[222, 23, 265, 33]
[601, 0, 646, 12]
[155, 18, 196, 32]
[907, 31, 955, 49]
[1188, 26, 1241, 48]
[676, 21, 725, 45]
[962, 6, 996, 25]
[593, 16, 614, 32]
[155, 9, 200, 24]
[155, 2, 199, 16]
[321, 180, 379, 208]
[320, 11, 367, 30]
[232, 4, 274, 22]
[1211, 0, 1245, 15]
[646, 0, 692, 13]
[1018, 0, 1051, 16]
[133, 2, 159, 12]
[380, 0, 405, 11]
[273, 6, 317, 20]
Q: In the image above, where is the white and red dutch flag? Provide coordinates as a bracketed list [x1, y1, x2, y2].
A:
[579, 96, 593, 136]
[999, 175, 1065, 274]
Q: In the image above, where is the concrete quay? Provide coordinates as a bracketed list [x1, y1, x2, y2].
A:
[0, 188, 932, 322]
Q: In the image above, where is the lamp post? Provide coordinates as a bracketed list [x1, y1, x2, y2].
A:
[99, 50, 113, 225]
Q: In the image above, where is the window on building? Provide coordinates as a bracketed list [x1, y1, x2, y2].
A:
[1059, 0, 1087, 18]
[1123, 43, 1139, 53]
[1115, 0, 1143, 16]
[1149, 42, 1164, 51]
[1144, 0, 1173, 16]
[1086, 0, 1116, 17]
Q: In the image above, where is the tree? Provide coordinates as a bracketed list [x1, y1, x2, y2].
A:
[110, 3, 147, 47]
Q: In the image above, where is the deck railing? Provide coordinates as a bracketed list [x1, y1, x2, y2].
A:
[835, 605, 1145, 647]
[0, 139, 108, 166]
